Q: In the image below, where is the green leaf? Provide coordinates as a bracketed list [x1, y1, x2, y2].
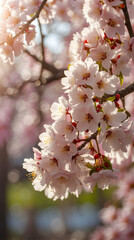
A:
[118, 108, 125, 112]
[106, 96, 116, 101]
[103, 156, 113, 170]
[90, 167, 97, 176]
[86, 163, 93, 169]
[119, 71, 123, 86]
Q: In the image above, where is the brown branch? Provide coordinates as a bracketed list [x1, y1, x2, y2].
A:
[122, 0, 134, 38]
[101, 82, 134, 103]
[24, 49, 59, 74]
[45, 69, 65, 84]
[77, 131, 98, 151]
[38, 19, 45, 82]
[0, 0, 47, 46]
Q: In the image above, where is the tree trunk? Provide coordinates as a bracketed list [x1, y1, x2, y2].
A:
[0, 145, 8, 240]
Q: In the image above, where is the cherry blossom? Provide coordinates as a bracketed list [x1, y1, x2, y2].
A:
[5, 0, 130, 201]
[84, 169, 118, 192]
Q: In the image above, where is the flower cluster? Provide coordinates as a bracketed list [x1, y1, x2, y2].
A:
[23, 0, 134, 200]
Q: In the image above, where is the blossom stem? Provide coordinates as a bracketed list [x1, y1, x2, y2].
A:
[77, 130, 98, 151]
[122, 0, 134, 38]
[95, 139, 100, 153]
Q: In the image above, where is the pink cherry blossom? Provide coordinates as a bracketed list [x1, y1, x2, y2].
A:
[84, 169, 118, 192]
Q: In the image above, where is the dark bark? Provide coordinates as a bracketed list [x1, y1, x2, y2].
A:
[0, 145, 8, 240]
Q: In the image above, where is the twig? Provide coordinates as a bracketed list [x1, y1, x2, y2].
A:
[122, 0, 134, 38]
[24, 49, 58, 73]
[38, 18, 45, 82]
[77, 131, 98, 151]
[45, 69, 65, 84]
[101, 82, 134, 103]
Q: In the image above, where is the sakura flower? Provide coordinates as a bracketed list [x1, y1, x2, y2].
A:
[68, 85, 92, 107]
[23, 153, 46, 192]
[84, 169, 118, 192]
[61, 68, 75, 90]
[12, 39, 24, 57]
[83, 0, 102, 24]
[38, 124, 56, 151]
[71, 152, 95, 179]
[53, 119, 77, 141]
[100, 101, 127, 131]
[72, 103, 101, 132]
[39, 153, 59, 173]
[33, 147, 42, 160]
[69, 32, 84, 62]
[100, 6, 125, 38]
[90, 71, 119, 97]
[53, 137, 77, 162]
[50, 96, 68, 121]
[70, 58, 99, 86]
[90, 43, 114, 70]
[81, 26, 103, 50]
[25, 25, 36, 45]
[98, 127, 128, 153]
[44, 170, 82, 200]
[112, 52, 130, 76]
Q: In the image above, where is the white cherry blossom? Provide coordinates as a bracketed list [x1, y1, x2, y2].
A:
[100, 101, 127, 131]
[50, 96, 68, 121]
[44, 170, 82, 200]
[53, 118, 77, 141]
[38, 124, 56, 151]
[68, 85, 92, 107]
[81, 26, 103, 49]
[98, 127, 128, 153]
[53, 137, 77, 162]
[83, 0, 102, 24]
[70, 58, 99, 86]
[90, 71, 119, 97]
[100, 6, 125, 38]
[72, 103, 101, 132]
[90, 43, 114, 70]
[23, 151, 46, 192]
[84, 169, 118, 192]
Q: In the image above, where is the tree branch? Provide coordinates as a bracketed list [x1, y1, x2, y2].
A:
[101, 82, 134, 103]
[77, 131, 98, 151]
[122, 0, 134, 38]
[24, 49, 59, 74]
[38, 18, 45, 82]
